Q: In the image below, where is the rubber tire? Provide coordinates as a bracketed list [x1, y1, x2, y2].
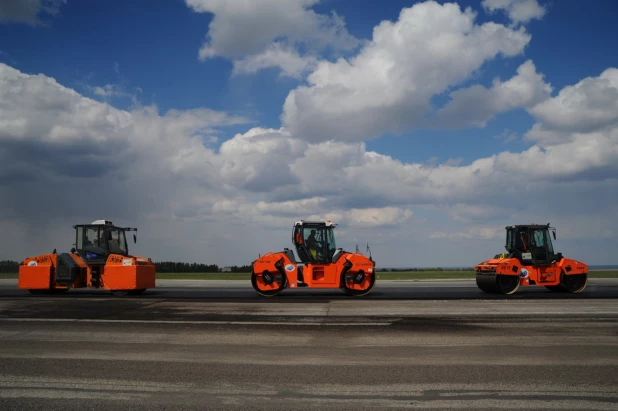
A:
[251, 272, 286, 297]
[341, 271, 375, 297]
[110, 290, 130, 296]
[128, 289, 147, 295]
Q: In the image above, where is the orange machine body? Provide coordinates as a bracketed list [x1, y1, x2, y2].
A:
[251, 220, 376, 296]
[253, 250, 374, 291]
[475, 256, 587, 288]
[18, 220, 155, 295]
[19, 253, 155, 291]
[475, 223, 588, 295]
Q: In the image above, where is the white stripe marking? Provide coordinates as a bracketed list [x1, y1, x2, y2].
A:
[0, 318, 390, 326]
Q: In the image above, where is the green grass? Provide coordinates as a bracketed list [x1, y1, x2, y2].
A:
[3, 270, 617, 281]
[156, 272, 250, 280]
[587, 270, 618, 278]
[154, 271, 477, 280]
[375, 271, 476, 280]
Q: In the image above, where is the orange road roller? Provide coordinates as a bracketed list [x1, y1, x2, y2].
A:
[475, 223, 588, 295]
[252, 220, 376, 297]
[19, 219, 156, 296]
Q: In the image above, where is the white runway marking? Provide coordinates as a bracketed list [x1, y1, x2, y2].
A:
[0, 317, 391, 326]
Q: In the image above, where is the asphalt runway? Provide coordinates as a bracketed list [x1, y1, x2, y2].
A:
[2, 277, 618, 300]
[1, 279, 617, 410]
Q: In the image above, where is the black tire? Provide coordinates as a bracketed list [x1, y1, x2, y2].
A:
[251, 271, 286, 297]
[110, 290, 130, 296]
[128, 289, 147, 295]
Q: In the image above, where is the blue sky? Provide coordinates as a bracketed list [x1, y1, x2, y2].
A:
[2, 0, 616, 164]
[1, 0, 617, 266]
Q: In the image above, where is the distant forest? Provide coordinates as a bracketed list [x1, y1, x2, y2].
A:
[376, 267, 473, 272]
[0, 260, 19, 273]
[154, 262, 251, 273]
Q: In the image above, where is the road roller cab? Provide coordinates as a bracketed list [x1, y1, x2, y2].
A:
[18, 219, 156, 296]
[475, 223, 588, 295]
[251, 220, 376, 297]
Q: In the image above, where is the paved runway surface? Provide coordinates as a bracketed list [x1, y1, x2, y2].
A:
[1, 279, 617, 410]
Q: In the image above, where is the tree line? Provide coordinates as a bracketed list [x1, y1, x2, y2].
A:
[376, 267, 473, 272]
[153, 262, 251, 273]
[0, 260, 19, 273]
[0, 260, 20, 273]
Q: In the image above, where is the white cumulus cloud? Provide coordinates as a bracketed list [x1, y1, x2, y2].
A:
[282, 0, 531, 142]
[430, 227, 502, 240]
[186, 0, 359, 77]
[527, 68, 618, 137]
[232, 43, 318, 79]
[436, 60, 552, 128]
[482, 0, 546, 24]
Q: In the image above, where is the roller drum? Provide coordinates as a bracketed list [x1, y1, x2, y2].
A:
[476, 273, 520, 295]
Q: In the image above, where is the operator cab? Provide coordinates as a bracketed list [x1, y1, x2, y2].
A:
[505, 223, 559, 266]
[73, 220, 137, 264]
[292, 220, 343, 264]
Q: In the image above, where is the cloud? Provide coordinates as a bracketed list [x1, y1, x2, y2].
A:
[430, 226, 502, 240]
[218, 127, 306, 192]
[346, 207, 414, 228]
[527, 68, 618, 137]
[186, 0, 359, 76]
[0, 0, 66, 26]
[435, 60, 552, 128]
[482, 0, 546, 24]
[2, 62, 618, 266]
[231, 43, 318, 79]
[282, 1, 531, 142]
[0, 63, 248, 214]
[443, 204, 512, 223]
[90, 84, 137, 101]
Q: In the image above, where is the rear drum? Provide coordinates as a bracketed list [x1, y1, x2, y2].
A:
[251, 271, 287, 297]
[476, 273, 520, 295]
[341, 270, 375, 297]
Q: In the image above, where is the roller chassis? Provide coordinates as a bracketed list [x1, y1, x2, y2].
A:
[18, 220, 155, 296]
[252, 249, 376, 297]
[475, 223, 588, 295]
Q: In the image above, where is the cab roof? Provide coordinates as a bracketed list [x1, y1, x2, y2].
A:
[506, 223, 551, 229]
[294, 220, 337, 228]
[91, 219, 113, 225]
